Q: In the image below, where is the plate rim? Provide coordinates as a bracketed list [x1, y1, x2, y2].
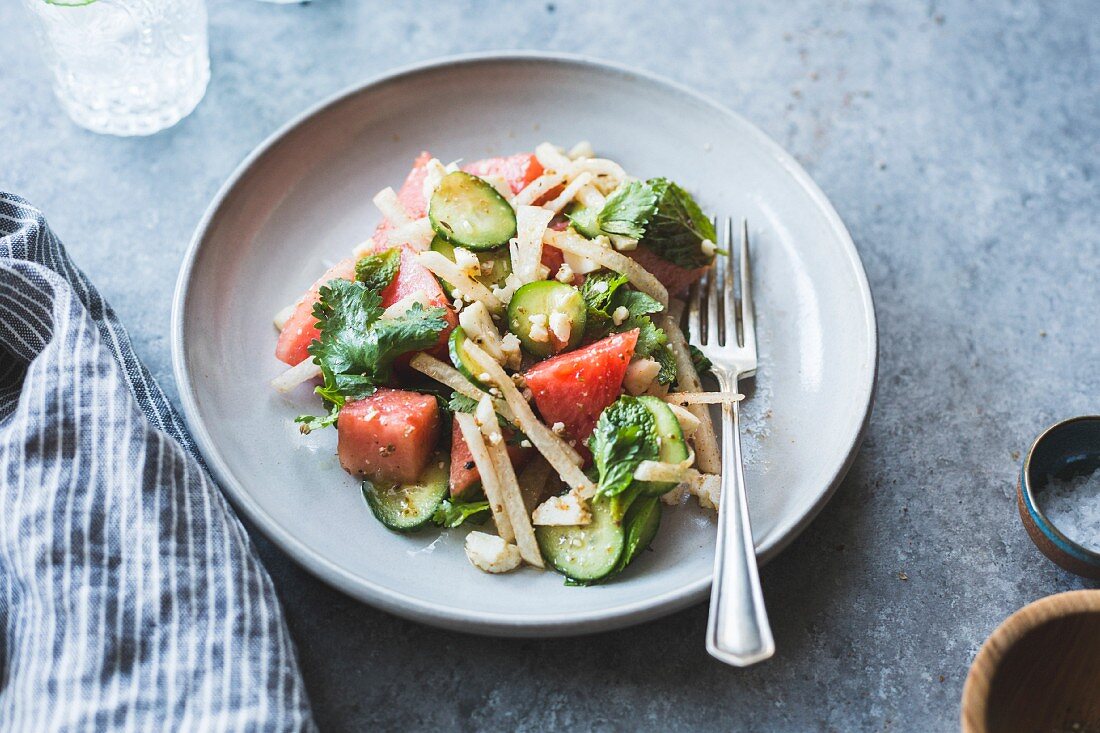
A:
[171, 50, 878, 637]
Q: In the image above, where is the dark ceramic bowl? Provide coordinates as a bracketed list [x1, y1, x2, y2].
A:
[1017, 416, 1100, 579]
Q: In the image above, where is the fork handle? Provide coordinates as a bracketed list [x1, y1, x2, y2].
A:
[706, 375, 775, 667]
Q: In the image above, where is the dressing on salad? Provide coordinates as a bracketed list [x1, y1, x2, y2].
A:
[271, 142, 739, 584]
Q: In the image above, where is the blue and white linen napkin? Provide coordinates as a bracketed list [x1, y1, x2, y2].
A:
[0, 193, 314, 731]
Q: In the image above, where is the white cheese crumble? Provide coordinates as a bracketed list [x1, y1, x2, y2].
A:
[500, 332, 522, 369]
[611, 306, 630, 326]
[453, 246, 482, 278]
[548, 311, 571, 344]
[528, 313, 549, 343]
[623, 358, 661, 395]
[532, 491, 592, 526]
[701, 238, 717, 257]
[555, 262, 575, 283]
[465, 531, 522, 573]
[551, 421, 566, 434]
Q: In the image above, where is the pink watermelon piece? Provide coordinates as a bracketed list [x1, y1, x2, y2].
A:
[338, 389, 442, 484]
[463, 153, 544, 195]
[448, 421, 531, 498]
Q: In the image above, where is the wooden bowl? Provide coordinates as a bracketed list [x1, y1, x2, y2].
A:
[1017, 416, 1100, 579]
[961, 590, 1100, 732]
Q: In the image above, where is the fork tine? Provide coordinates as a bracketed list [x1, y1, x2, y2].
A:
[725, 217, 737, 346]
[740, 218, 757, 360]
[706, 252, 720, 347]
[687, 281, 702, 345]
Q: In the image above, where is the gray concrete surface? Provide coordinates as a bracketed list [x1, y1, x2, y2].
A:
[3, 1, 1099, 730]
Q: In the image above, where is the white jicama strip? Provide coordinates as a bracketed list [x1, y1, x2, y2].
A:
[511, 205, 554, 284]
[480, 173, 512, 200]
[455, 412, 515, 542]
[567, 140, 595, 160]
[512, 172, 565, 207]
[270, 359, 322, 393]
[415, 251, 504, 312]
[570, 158, 628, 192]
[542, 172, 593, 215]
[380, 291, 429, 321]
[575, 184, 606, 210]
[665, 391, 745, 405]
[666, 402, 702, 437]
[273, 303, 296, 331]
[543, 229, 669, 307]
[534, 142, 572, 173]
[408, 353, 515, 423]
[372, 186, 411, 226]
[461, 340, 592, 495]
[458, 300, 505, 362]
[420, 157, 449, 202]
[658, 313, 721, 474]
[481, 402, 544, 567]
[386, 217, 434, 251]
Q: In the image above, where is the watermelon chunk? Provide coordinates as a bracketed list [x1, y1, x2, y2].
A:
[524, 329, 640, 447]
[627, 244, 710, 298]
[338, 389, 442, 484]
[463, 153, 544, 195]
[275, 258, 357, 366]
[448, 421, 531, 498]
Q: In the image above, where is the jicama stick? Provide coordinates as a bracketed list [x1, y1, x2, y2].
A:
[270, 359, 322, 393]
[512, 173, 565, 207]
[460, 340, 593, 495]
[543, 229, 668, 307]
[484, 429, 544, 567]
[658, 313, 721, 474]
[664, 391, 744, 405]
[415, 251, 504, 312]
[273, 304, 296, 331]
[408, 354, 514, 423]
[454, 412, 514, 542]
[542, 172, 593, 215]
[372, 187, 411, 226]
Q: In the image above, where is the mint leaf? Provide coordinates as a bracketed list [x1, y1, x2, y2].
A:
[302, 279, 447, 429]
[654, 344, 678, 385]
[355, 247, 401, 291]
[596, 180, 657, 239]
[589, 396, 659, 499]
[689, 345, 713, 379]
[580, 273, 671, 383]
[639, 178, 717, 270]
[432, 498, 491, 528]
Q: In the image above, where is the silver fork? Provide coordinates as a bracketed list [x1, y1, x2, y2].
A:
[688, 218, 774, 667]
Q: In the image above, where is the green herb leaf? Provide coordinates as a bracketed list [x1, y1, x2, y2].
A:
[596, 180, 658, 239]
[588, 396, 659, 499]
[447, 392, 480, 414]
[689, 345, 713, 379]
[654, 344, 678, 385]
[580, 272, 671, 383]
[355, 248, 401, 291]
[432, 498, 491, 528]
[294, 402, 341, 435]
[639, 178, 717, 270]
[304, 279, 447, 428]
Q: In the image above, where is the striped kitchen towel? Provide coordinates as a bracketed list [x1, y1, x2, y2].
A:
[0, 192, 314, 732]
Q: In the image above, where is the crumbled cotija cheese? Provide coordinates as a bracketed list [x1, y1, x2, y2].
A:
[453, 247, 482, 278]
[611, 306, 630, 326]
[528, 313, 549, 342]
[555, 263, 574, 283]
[548, 311, 571, 343]
[701, 239, 717, 257]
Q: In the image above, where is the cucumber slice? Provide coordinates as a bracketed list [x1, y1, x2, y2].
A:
[636, 395, 689, 496]
[362, 456, 449, 532]
[536, 497, 624, 582]
[615, 496, 662, 573]
[429, 171, 517, 251]
[448, 327, 487, 388]
[566, 203, 602, 239]
[506, 281, 587, 358]
[430, 235, 513, 299]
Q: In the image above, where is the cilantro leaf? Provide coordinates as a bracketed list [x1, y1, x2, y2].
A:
[596, 180, 657, 239]
[653, 344, 678, 385]
[355, 248, 401, 291]
[300, 280, 447, 429]
[447, 392, 480, 414]
[639, 178, 717, 270]
[432, 498, 491, 528]
[588, 396, 659, 499]
[294, 402, 340, 434]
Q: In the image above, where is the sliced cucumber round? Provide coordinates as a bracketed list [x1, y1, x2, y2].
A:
[429, 171, 517, 251]
[636, 395, 689, 496]
[506, 281, 586, 358]
[430, 235, 512, 299]
[362, 456, 448, 532]
[448, 327, 487, 388]
[566, 202, 602, 239]
[536, 497, 624, 582]
[614, 496, 662, 574]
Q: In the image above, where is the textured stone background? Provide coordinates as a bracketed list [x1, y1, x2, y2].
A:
[3, 1, 1099, 730]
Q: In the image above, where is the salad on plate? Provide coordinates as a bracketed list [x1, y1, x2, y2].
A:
[270, 142, 739, 584]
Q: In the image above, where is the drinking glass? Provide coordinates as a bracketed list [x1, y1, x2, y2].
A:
[22, 0, 210, 136]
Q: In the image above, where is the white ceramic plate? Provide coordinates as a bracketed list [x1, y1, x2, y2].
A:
[172, 53, 876, 637]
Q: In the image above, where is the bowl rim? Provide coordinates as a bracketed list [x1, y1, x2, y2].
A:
[1019, 415, 1100, 566]
[170, 50, 879, 635]
[960, 589, 1100, 732]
